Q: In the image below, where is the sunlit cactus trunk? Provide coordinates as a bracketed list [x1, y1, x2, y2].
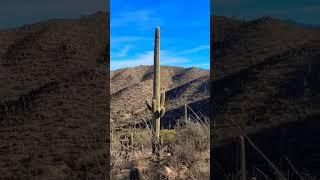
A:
[146, 27, 166, 154]
[153, 26, 161, 140]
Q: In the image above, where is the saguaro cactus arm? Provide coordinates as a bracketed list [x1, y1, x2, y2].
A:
[146, 93, 166, 117]
[160, 107, 165, 117]
[146, 100, 152, 111]
[152, 99, 157, 113]
[160, 92, 165, 107]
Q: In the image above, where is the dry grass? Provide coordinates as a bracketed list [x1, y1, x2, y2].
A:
[111, 116, 210, 179]
[167, 119, 210, 179]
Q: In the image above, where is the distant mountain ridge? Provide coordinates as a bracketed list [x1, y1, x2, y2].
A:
[212, 14, 320, 136]
[284, 19, 320, 29]
[111, 65, 209, 128]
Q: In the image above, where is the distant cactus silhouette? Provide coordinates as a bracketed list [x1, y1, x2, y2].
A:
[184, 104, 188, 122]
[239, 136, 246, 180]
[146, 27, 166, 154]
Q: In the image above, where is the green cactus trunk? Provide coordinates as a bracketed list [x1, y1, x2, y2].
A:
[146, 27, 166, 155]
[153, 26, 161, 140]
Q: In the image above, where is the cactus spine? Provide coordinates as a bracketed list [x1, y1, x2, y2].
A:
[146, 27, 166, 153]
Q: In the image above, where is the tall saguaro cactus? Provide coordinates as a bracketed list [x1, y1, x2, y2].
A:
[146, 27, 166, 153]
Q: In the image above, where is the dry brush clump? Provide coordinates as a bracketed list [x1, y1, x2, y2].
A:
[110, 116, 210, 179]
[168, 118, 210, 179]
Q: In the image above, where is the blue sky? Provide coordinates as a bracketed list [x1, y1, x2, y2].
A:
[1, 1, 318, 71]
[213, 0, 320, 25]
[111, 0, 210, 70]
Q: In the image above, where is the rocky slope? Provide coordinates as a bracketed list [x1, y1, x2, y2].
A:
[0, 11, 109, 179]
[111, 65, 210, 129]
[211, 15, 320, 178]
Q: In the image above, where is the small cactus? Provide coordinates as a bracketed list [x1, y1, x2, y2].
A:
[129, 133, 134, 147]
[146, 27, 166, 154]
[184, 104, 188, 122]
[239, 136, 246, 180]
[160, 138, 164, 148]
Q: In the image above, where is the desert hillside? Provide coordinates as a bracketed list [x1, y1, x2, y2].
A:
[110, 66, 210, 179]
[0, 11, 109, 179]
[111, 65, 209, 129]
[211, 15, 320, 178]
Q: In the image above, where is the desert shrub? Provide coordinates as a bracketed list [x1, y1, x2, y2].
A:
[132, 128, 151, 148]
[175, 119, 210, 152]
[172, 139, 200, 167]
[111, 116, 210, 179]
[160, 129, 176, 144]
[168, 118, 210, 178]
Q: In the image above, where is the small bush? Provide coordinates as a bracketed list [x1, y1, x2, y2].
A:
[133, 128, 151, 148]
[160, 129, 176, 144]
[169, 118, 210, 178]
[175, 120, 210, 152]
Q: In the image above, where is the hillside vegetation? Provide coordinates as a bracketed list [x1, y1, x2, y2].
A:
[212, 15, 320, 179]
[0, 11, 109, 179]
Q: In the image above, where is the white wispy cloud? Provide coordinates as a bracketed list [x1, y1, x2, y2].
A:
[188, 63, 210, 69]
[111, 45, 132, 58]
[111, 44, 210, 70]
[111, 36, 150, 44]
[111, 50, 189, 70]
[111, 9, 162, 29]
[178, 45, 209, 55]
